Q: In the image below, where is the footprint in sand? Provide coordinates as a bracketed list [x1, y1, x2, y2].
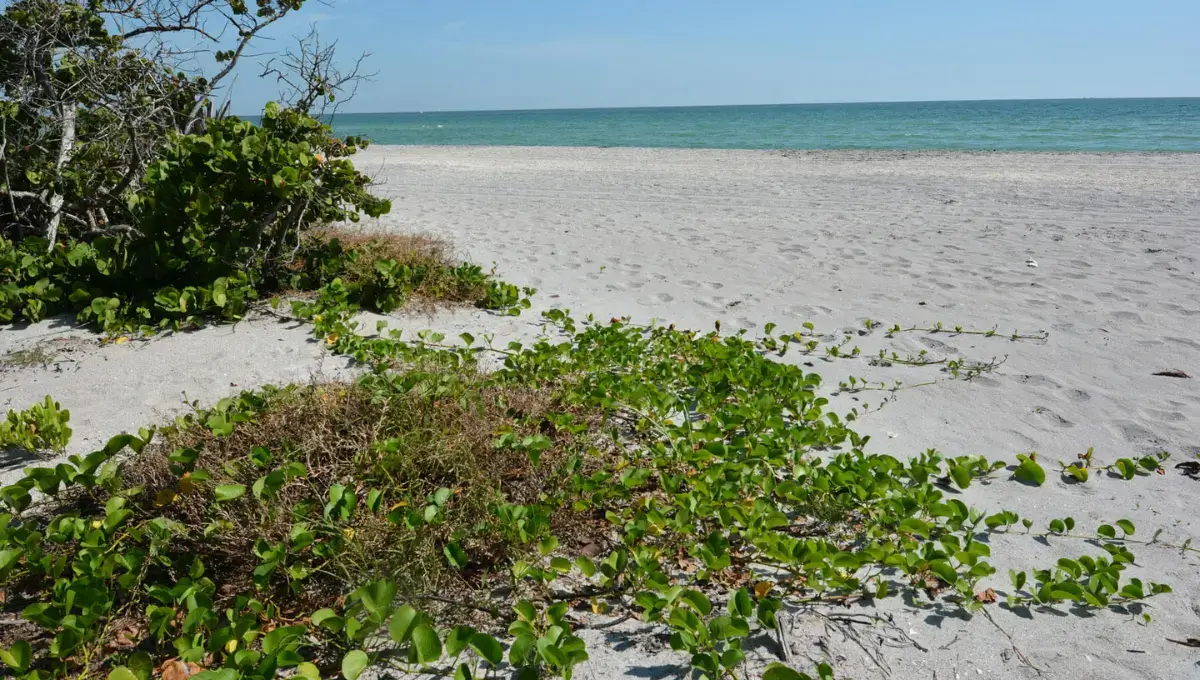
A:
[1112, 420, 1167, 449]
[918, 337, 959, 354]
[1164, 336, 1200, 352]
[1007, 429, 1039, 449]
[1065, 388, 1092, 402]
[694, 297, 727, 311]
[1017, 374, 1063, 389]
[636, 292, 674, 306]
[1033, 406, 1073, 428]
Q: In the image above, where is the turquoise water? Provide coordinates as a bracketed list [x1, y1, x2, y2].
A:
[327, 98, 1200, 151]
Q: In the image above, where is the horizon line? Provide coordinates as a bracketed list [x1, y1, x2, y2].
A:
[237, 95, 1200, 118]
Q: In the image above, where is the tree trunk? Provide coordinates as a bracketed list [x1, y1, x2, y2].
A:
[45, 101, 77, 251]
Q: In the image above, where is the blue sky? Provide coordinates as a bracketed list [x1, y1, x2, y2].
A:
[230, 0, 1200, 113]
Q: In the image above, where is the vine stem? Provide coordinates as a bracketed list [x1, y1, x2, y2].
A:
[1011, 530, 1200, 555]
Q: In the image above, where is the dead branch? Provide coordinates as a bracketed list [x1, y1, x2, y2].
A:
[260, 26, 375, 117]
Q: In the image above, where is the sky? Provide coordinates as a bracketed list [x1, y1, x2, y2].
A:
[227, 0, 1200, 114]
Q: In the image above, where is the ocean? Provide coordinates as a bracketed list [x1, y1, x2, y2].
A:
[326, 98, 1200, 152]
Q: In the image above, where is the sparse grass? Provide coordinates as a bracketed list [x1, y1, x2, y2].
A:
[0, 344, 59, 370]
[288, 228, 533, 314]
[129, 373, 588, 618]
[316, 230, 455, 285]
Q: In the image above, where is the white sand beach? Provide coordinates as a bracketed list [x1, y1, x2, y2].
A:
[3, 147, 1199, 679]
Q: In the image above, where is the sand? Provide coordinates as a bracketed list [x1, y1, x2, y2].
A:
[3, 147, 1199, 679]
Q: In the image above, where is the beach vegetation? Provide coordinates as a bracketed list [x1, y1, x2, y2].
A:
[1, 344, 61, 371]
[1, 396, 72, 454]
[0, 4, 1182, 676]
[0, 0, 528, 334]
[0, 290, 1181, 680]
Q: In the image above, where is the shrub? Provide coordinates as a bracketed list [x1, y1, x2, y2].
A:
[0, 374, 585, 678]
[288, 230, 533, 313]
[0, 0, 322, 245]
[0, 105, 393, 332]
[0, 395, 71, 453]
[131, 104, 390, 279]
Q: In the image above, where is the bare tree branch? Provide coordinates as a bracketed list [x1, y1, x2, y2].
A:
[1, 0, 362, 243]
[261, 26, 375, 117]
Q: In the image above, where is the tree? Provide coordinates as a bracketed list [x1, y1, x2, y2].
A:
[0, 0, 328, 247]
[0, 0, 391, 332]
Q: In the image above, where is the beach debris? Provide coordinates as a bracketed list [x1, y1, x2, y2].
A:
[1175, 461, 1200, 479]
[974, 588, 998, 604]
[1025, 258, 1038, 268]
[1152, 369, 1191, 378]
[1167, 638, 1200, 648]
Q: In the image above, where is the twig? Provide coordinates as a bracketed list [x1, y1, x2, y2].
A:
[584, 613, 635, 630]
[982, 608, 1043, 676]
[774, 611, 794, 665]
[412, 593, 501, 619]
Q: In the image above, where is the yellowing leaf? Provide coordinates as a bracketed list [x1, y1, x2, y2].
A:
[590, 597, 609, 615]
[155, 489, 179, 507]
[325, 333, 340, 345]
[114, 336, 130, 345]
[343, 528, 356, 540]
[179, 474, 196, 495]
[753, 581, 774, 598]
[224, 639, 238, 653]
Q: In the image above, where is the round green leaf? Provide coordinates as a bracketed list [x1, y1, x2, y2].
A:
[574, 556, 597, 577]
[928, 560, 958, 584]
[949, 464, 971, 489]
[445, 626, 477, 657]
[411, 623, 442, 664]
[731, 588, 752, 618]
[0, 641, 32, 671]
[763, 663, 813, 680]
[388, 605, 419, 643]
[214, 484, 246, 502]
[341, 650, 369, 680]
[470, 633, 504, 666]
[680, 589, 712, 615]
[1014, 458, 1045, 486]
[536, 638, 566, 668]
[509, 634, 535, 664]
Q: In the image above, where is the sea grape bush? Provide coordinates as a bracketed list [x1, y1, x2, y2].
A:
[0, 103, 389, 332]
[0, 103, 534, 332]
[130, 102, 390, 278]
